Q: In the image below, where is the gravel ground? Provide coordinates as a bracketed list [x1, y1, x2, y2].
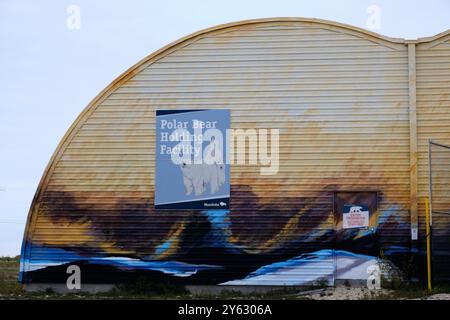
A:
[418, 293, 450, 300]
[302, 286, 393, 300]
[299, 287, 450, 300]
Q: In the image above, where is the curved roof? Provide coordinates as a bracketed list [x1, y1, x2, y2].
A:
[21, 17, 450, 263]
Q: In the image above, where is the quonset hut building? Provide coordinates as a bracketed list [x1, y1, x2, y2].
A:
[20, 18, 450, 291]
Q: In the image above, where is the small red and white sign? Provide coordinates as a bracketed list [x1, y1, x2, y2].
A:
[343, 205, 369, 229]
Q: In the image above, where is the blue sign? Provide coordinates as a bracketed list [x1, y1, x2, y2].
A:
[155, 110, 230, 209]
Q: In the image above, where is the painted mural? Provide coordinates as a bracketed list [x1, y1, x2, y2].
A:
[20, 185, 414, 285]
[19, 18, 450, 286]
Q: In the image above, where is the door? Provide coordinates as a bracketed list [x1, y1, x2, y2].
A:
[334, 191, 379, 281]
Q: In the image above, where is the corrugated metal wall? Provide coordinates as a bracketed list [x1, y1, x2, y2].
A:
[417, 35, 450, 281]
[20, 19, 450, 285]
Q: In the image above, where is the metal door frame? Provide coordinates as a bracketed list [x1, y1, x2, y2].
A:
[332, 190, 380, 281]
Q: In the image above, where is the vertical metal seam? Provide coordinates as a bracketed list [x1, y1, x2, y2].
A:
[408, 43, 418, 240]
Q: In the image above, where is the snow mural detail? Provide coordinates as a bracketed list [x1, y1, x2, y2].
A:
[20, 203, 409, 286]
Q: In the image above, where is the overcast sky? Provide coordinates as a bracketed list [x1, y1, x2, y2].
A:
[0, 0, 449, 257]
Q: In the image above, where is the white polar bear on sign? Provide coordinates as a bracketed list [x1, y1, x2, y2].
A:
[349, 206, 363, 214]
[180, 162, 225, 196]
[180, 137, 226, 196]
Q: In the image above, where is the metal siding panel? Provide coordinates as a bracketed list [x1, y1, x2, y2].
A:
[417, 39, 450, 281]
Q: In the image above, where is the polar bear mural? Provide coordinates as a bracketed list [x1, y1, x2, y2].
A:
[180, 162, 226, 196]
[179, 135, 226, 196]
